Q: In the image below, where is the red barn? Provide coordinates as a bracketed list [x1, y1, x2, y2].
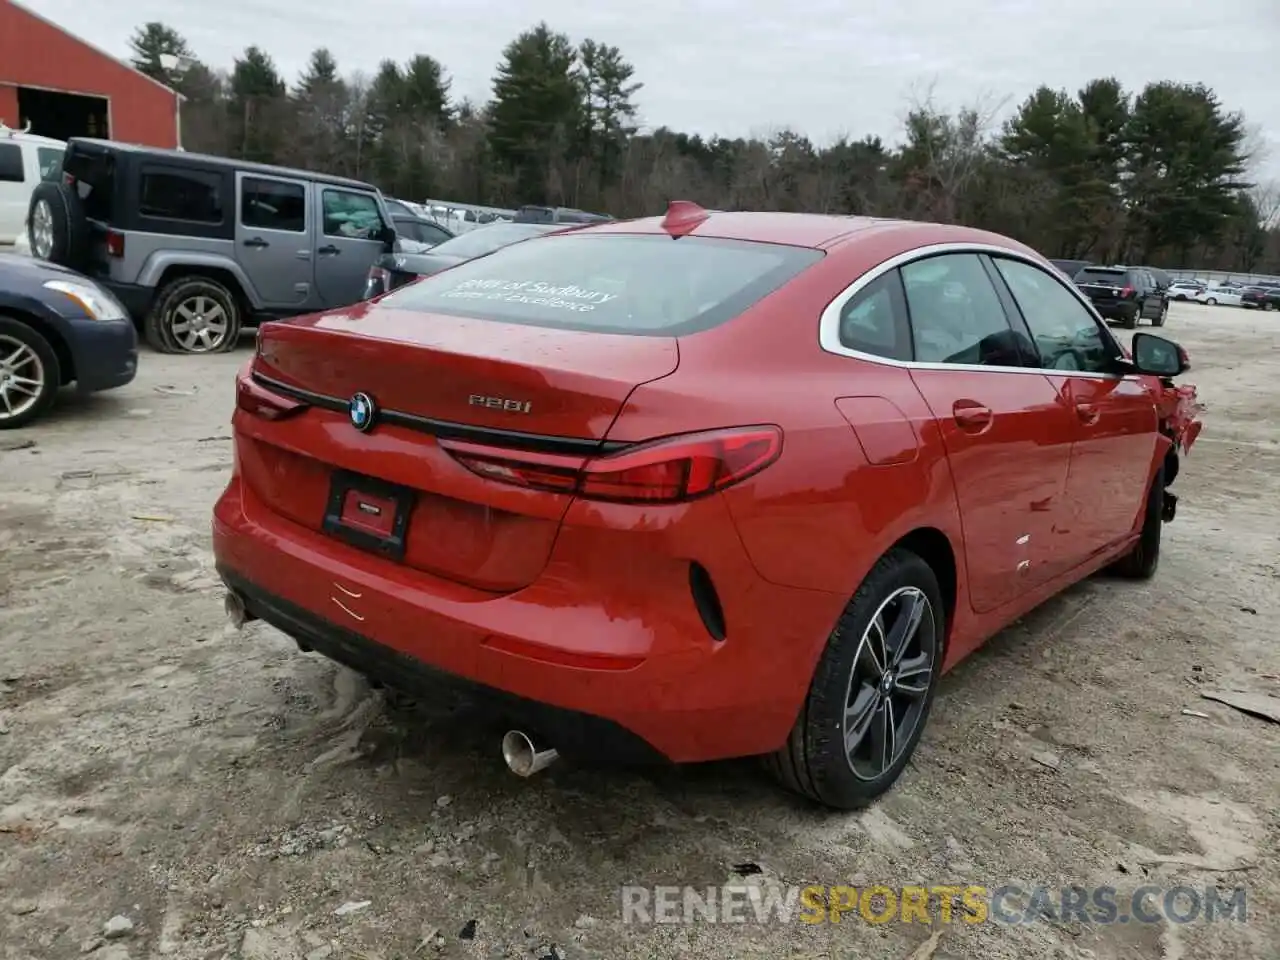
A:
[0, 0, 181, 147]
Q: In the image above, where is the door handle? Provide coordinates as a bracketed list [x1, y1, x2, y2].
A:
[952, 400, 993, 431]
[318, 244, 341, 256]
[1075, 402, 1100, 425]
[242, 237, 269, 248]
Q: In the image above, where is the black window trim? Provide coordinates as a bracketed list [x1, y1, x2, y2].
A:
[818, 242, 1133, 381]
[137, 162, 226, 226]
[239, 172, 309, 234]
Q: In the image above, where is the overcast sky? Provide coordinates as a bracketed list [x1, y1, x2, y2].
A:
[23, 0, 1280, 181]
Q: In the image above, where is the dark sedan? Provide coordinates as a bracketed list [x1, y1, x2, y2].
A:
[0, 254, 138, 428]
[364, 222, 565, 299]
[1241, 285, 1280, 311]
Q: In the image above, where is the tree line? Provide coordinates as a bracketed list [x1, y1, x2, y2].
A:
[128, 22, 1280, 273]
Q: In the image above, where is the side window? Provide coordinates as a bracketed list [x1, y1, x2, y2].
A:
[418, 222, 452, 245]
[322, 189, 383, 238]
[0, 144, 25, 183]
[241, 178, 306, 233]
[139, 165, 224, 223]
[36, 147, 63, 182]
[992, 258, 1116, 374]
[902, 254, 1031, 367]
[836, 270, 912, 360]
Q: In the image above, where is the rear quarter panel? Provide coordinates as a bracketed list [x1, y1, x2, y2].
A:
[604, 235, 966, 614]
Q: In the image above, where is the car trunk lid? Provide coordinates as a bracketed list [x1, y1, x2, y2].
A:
[239, 305, 679, 591]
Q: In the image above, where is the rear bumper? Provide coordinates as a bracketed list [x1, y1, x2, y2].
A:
[1091, 301, 1139, 321]
[219, 567, 665, 764]
[212, 474, 843, 763]
[99, 280, 154, 323]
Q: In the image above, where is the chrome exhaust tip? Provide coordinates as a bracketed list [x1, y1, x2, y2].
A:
[501, 730, 559, 777]
[223, 590, 255, 629]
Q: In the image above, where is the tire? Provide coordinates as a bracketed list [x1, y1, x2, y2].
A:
[764, 548, 945, 810]
[1109, 465, 1164, 580]
[0, 315, 62, 430]
[1152, 302, 1167, 327]
[145, 276, 242, 354]
[1205, 298, 1216, 306]
[1264, 302, 1276, 313]
[1120, 310, 1138, 329]
[27, 182, 88, 270]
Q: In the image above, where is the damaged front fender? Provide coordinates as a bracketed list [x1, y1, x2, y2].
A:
[1157, 382, 1203, 454]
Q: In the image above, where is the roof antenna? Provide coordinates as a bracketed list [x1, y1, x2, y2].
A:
[661, 200, 710, 238]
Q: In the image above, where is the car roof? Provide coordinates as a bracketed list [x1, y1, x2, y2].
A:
[67, 138, 378, 191]
[569, 210, 1041, 254]
[4, 133, 65, 148]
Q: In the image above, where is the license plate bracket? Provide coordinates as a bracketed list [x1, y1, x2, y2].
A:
[322, 469, 414, 561]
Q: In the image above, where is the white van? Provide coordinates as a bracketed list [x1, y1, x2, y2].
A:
[0, 124, 66, 246]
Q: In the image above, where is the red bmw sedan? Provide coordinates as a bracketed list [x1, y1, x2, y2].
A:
[213, 202, 1203, 809]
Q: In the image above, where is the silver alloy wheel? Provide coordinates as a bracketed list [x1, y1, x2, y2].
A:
[841, 586, 936, 781]
[31, 198, 54, 260]
[0, 335, 46, 421]
[169, 295, 231, 352]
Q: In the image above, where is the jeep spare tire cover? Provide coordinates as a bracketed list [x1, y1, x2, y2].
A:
[27, 182, 88, 270]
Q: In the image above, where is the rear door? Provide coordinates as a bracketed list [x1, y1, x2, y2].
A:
[236, 173, 314, 310]
[990, 256, 1157, 564]
[314, 186, 388, 307]
[900, 252, 1075, 612]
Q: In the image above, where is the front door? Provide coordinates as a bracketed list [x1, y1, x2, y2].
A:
[314, 186, 388, 308]
[899, 252, 1075, 613]
[235, 173, 313, 310]
[988, 255, 1159, 566]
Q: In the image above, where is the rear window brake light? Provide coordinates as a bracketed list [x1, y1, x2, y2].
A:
[440, 426, 783, 504]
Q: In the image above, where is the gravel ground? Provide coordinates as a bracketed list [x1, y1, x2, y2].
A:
[1, 301, 1277, 960]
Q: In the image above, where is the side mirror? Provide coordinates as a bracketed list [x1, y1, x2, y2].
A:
[1131, 332, 1189, 377]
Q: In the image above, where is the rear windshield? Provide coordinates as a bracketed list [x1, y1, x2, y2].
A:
[1076, 268, 1128, 283]
[379, 234, 824, 335]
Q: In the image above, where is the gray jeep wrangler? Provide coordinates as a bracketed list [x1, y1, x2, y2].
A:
[27, 138, 397, 354]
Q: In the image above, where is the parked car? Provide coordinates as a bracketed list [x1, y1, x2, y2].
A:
[513, 205, 612, 225]
[1072, 265, 1167, 327]
[1241, 285, 1280, 311]
[1166, 280, 1205, 301]
[1047, 258, 1091, 280]
[363, 221, 564, 298]
[383, 197, 454, 248]
[0, 124, 64, 245]
[1195, 284, 1244, 307]
[213, 202, 1202, 810]
[0, 252, 137, 428]
[26, 138, 398, 355]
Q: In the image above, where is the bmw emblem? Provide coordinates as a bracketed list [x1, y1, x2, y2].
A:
[349, 392, 376, 432]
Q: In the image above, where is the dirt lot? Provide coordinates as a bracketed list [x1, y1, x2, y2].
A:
[1, 301, 1277, 960]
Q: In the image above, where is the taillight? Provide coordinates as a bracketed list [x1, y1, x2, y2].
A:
[1120, 285, 1134, 298]
[235, 372, 308, 421]
[106, 230, 125, 258]
[440, 426, 783, 504]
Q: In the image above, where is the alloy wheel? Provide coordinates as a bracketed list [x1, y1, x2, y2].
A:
[0, 335, 46, 421]
[31, 199, 54, 260]
[169, 295, 231, 352]
[841, 586, 936, 781]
